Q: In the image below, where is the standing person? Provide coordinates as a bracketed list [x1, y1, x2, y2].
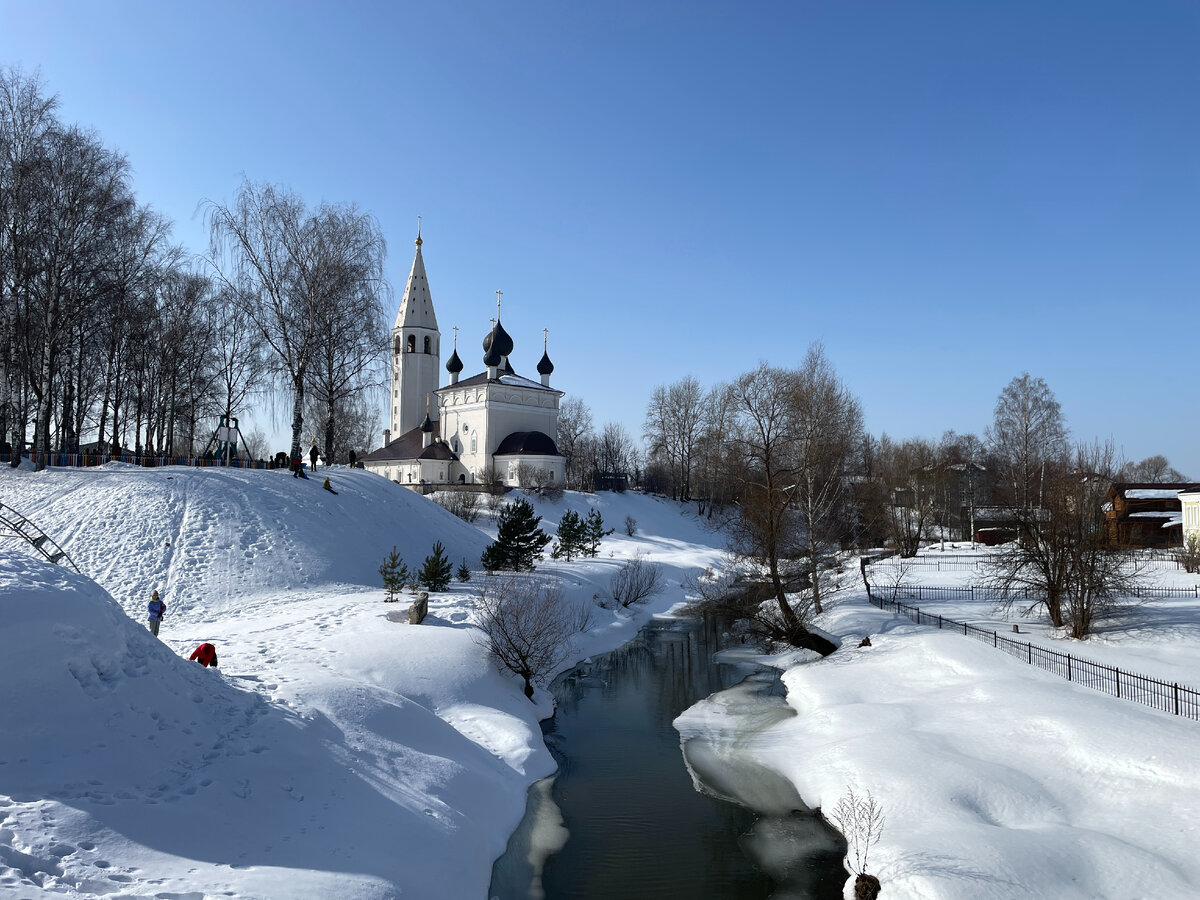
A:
[189, 643, 219, 667]
[348, 449, 357, 468]
[309, 444, 319, 472]
[147, 589, 166, 637]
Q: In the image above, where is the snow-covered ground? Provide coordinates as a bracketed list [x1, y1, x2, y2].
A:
[2, 464, 1199, 899]
[0, 463, 723, 899]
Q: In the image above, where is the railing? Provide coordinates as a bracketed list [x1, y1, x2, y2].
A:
[868, 555, 991, 572]
[1, 451, 272, 470]
[878, 582, 1200, 603]
[864, 587, 1200, 720]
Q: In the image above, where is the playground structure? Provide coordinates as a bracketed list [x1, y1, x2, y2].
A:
[200, 415, 251, 464]
[0, 501, 81, 574]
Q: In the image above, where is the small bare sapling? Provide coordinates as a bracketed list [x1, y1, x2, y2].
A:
[830, 786, 885, 878]
[609, 553, 665, 608]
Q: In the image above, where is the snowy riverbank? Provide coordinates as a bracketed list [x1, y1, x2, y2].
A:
[681, 549, 1200, 899]
[0, 464, 724, 898]
[2, 464, 1199, 898]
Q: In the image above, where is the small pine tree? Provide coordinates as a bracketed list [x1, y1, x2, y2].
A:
[457, 558, 472, 582]
[482, 541, 506, 574]
[419, 540, 454, 592]
[379, 546, 409, 602]
[552, 509, 587, 561]
[584, 508, 614, 558]
[481, 498, 552, 571]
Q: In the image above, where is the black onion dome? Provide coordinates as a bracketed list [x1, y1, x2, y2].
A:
[445, 348, 463, 374]
[537, 350, 554, 376]
[482, 319, 514, 358]
[420, 413, 434, 433]
[483, 339, 503, 368]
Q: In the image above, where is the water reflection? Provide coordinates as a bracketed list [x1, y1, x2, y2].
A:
[490, 614, 845, 899]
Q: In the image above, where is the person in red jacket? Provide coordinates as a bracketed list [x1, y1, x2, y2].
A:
[189, 643, 219, 667]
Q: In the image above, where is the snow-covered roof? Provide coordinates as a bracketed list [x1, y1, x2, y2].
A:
[1162, 514, 1183, 529]
[1124, 488, 1184, 500]
[440, 371, 562, 393]
[1129, 511, 1177, 519]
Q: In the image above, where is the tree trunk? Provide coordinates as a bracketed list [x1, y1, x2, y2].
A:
[290, 376, 305, 459]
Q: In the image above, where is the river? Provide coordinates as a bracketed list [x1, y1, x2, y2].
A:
[489, 612, 846, 899]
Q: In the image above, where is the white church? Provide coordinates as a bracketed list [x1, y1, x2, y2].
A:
[360, 230, 565, 490]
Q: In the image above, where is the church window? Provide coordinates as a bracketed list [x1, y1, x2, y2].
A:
[463, 423, 469, 433]
[393, 336, 401, 355]
[407, 335, 416, 353]
[424, 336, 431, 354]
[471, 436, 477, 453]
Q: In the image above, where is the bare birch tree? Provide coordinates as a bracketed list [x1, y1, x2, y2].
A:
[205, 180, 387, 461]
[987, 373, 1068, 512]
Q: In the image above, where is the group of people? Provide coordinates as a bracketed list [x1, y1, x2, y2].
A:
[146, 589, 218, 667]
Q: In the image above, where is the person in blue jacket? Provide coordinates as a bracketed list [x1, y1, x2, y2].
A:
[147, 589, 166, 637]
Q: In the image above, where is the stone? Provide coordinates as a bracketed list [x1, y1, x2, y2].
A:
[854, 873, 881, 900]
[409, 592, 429, 625]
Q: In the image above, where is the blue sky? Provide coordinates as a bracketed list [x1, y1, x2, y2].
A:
[3, 1, 1197, 474]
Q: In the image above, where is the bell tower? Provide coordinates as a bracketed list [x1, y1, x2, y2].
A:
[391, 224, 441, 438]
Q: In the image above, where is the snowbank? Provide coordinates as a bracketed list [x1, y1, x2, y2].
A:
[0, 465, 724, 898]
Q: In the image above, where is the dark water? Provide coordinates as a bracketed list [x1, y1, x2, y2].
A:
[489, 614, 846, 899]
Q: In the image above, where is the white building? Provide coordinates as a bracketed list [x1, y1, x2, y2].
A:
[361, 231, 565, 489]
[1181, 489, 1200, 547]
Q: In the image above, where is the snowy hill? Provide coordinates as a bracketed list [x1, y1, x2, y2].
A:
[0, 463, 725, 899]
[0, 464, 492, 616]
[6, 463, 1200, 899]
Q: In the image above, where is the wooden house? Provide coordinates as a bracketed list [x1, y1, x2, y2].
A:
[1103, 483, 1200, 548]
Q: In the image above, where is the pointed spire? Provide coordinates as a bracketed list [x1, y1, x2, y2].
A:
[394, 224, 437, 331]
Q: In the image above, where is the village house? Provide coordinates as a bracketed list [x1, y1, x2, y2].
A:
[1102, 482, 1200, 548]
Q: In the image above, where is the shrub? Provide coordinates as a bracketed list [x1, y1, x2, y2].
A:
[624, 515, 637, 537]
[434, 489, 480, 523]
[474, 576, 579, 700]
[609, 553, 665, 608]
[519, 463, 564, 500]
[1176, 533, 1200, 575]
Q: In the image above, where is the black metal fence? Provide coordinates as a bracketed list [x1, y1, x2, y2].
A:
[868, 555, 991, 572]
[865, 589, 1200, 720]
[877, 581, 1200, 604]
[1, 451, 272, 470]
